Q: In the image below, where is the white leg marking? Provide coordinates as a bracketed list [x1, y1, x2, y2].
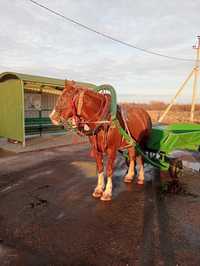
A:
[105, 176, 112, 195]
[92, 172, 105, 198]
[124, 160, 135, 183]
[100, 176, 112, 201]
[137, 156, 144, 184]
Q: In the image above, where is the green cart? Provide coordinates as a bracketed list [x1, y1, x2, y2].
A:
[144, 123, 200, 178]
[93, 85, 200, 179]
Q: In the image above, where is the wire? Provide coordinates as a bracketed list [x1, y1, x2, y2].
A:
[28, 0, 197, 63]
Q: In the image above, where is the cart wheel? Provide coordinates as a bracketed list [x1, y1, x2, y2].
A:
[169, 159, 183, 179]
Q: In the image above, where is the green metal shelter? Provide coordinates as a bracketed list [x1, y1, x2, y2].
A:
[0, 72, 96, 145]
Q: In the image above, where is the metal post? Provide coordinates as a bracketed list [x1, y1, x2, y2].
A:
[190, 36, 200, 122]
[39, 109, 42, 136]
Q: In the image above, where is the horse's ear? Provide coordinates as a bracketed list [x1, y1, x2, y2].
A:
[64, 79, 68, 88]
[66, 80, 76, 86]
[63, 80, 78, 95]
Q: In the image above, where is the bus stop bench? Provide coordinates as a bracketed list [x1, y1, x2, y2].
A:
[25, 117, 64, 135]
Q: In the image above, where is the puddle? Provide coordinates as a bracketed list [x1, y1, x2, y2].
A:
[183, 161, 200, 172]
[171, 151, 200, 173]
[71, 161, 96, 178]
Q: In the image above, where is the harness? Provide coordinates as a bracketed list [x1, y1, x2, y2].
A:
[58, 84, 166, 169]
[71, 90, 111, 136]
[59, 84, 138, 152]
[70, 88, 138, 155]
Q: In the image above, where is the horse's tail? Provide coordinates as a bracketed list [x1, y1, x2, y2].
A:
[139, 110, 152, 151]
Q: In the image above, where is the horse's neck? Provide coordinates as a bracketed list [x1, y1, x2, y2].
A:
[81, 91, 105, 121]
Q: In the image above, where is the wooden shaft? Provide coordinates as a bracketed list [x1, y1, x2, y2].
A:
[158, 69, 194, 123]
[190, 67, 199, 122]
[190, 36, 200, 122]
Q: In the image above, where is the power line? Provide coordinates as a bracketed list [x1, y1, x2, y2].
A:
[28, 0, 197, 63]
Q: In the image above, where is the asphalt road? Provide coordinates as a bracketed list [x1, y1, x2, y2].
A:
[0, 143, 200, 266]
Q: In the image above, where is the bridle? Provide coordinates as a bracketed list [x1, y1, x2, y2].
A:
[70, 90, 111, 136]
[53, 87, 134, 152]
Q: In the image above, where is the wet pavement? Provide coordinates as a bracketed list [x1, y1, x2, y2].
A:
[0, 133, 87, 154]
[0, 143, 200, 266]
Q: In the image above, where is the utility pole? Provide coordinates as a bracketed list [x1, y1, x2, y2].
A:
[190, 36, 200, 122]
[158, 36, 200, 123]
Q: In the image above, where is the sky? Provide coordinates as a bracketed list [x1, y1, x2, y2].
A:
[0, 0, 200, 102]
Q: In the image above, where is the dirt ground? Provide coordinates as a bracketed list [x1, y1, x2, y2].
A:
[0, 142, 200, 266]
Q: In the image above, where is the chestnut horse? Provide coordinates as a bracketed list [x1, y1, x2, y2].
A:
[50, 80, 152, 201]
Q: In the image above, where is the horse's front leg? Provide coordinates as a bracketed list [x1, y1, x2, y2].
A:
[92, 151, 105, 198]
[101, 149, 116, 201]
[124, 147, 136, 183]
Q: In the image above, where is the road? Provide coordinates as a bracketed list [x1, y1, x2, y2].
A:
[0, 143, 200, 266]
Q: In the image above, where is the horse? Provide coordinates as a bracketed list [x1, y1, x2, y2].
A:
[50, 80, 152, 201]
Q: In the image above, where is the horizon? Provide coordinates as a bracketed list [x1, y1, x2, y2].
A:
[118, 93, 200, 104]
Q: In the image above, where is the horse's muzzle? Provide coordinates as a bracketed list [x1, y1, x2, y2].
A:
[49, 109, 61, 125]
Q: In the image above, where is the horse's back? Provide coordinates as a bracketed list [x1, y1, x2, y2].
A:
[121, 105, 152, 144]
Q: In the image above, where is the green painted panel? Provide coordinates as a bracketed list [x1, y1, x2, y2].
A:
[147, 123, 200, 154]
[0, 79, 24, 142]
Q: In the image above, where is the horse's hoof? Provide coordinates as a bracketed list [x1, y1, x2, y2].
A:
[137, 179, 144, 185]
[92, 189, 103, 198]
[100, 192, 112, 201]
[124, 176, 133, 183]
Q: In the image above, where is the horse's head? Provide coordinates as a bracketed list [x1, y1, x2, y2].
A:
[49, 80, 80, 125]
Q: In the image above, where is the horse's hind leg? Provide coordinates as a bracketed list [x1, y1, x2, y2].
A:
[136, 155, 144, 185]
[124, 147, 136, 183]
[92, 152, 105, 198]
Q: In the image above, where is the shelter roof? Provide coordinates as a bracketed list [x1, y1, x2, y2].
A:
[0, 72, 96, 89]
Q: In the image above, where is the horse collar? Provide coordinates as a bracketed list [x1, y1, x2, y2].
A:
[76, 90, 85, 116]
